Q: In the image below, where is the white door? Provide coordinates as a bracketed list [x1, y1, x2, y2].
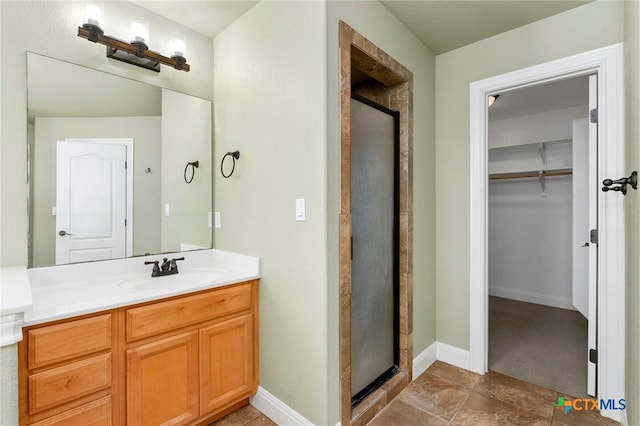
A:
[56, 140, 127, 264]
[572, 75, 598, 397]
[572, 117, 589, 318]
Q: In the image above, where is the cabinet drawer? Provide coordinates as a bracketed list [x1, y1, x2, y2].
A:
[28, 314, 112, 369]
[126, 283, 252, 342]
[30, 395, 112, 426]
[29, 353, 112, 414]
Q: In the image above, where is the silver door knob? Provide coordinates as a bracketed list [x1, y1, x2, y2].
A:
[58, 230, 72, 236]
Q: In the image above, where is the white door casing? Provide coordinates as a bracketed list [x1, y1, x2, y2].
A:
[469, 44, 624, 421]
[56, 139, 133, 264]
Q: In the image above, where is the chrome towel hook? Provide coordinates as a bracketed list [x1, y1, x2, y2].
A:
[184, 160, 199, 184]
[221, 150, 240, 178]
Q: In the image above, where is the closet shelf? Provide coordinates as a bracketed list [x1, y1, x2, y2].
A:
[488, 138, 571, 151]
[489, 168, 572, 181]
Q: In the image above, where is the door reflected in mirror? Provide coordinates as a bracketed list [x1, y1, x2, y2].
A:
[27, 52, 212, 268]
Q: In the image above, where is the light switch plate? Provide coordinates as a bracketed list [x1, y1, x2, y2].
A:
[214, 211, 221, 228]
[296, 198, 305, 221]
[165, 203, 170, 217]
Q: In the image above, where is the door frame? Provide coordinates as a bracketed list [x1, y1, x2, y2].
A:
[339, 21, 413, 426]
[65, 138, 134, 257]
[469, 43, 625, 421]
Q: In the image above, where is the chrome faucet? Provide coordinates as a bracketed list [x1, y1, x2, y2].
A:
[144, 257, 184, 277]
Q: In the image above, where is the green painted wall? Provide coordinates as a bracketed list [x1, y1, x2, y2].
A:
[213, 2, 330, 423]
[435, 0, 624, 349]
[214, 1, 436, 423]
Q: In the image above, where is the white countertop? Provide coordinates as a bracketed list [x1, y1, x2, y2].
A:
[22, 249, 260, 326]
[1, 266, 33, 346]
[1, 266, 32, 316]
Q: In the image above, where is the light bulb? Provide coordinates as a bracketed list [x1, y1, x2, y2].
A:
[130, 16, 149, 44]
[170, 32, 187, 57]
[85, 2, 103, 27]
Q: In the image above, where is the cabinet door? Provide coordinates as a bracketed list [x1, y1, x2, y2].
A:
[200, 314, 256, 415]
[126, 331, 199, 426]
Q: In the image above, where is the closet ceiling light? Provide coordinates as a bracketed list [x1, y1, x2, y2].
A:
[488, 94, 500, 107]
[78, 2, 190, 72]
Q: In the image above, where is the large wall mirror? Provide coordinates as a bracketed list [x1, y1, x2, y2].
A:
[27, 52, 212, 268]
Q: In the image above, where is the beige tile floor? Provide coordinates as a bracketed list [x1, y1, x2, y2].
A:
[368, 361, 620, 426]
[211, 361, 620, 425]
[209, 404, 276, 426]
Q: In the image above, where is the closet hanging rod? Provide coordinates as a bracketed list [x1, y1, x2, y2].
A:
[489, 169, 572, 181]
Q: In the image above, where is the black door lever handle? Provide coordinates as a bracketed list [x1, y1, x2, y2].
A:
[602, 177, 628, 186]
[602, 171, 637, 195]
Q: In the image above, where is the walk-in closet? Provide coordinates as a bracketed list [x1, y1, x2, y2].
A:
[487, 75, 593, 398]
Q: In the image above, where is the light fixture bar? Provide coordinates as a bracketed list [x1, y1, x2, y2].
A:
[77, 26, 190, 72]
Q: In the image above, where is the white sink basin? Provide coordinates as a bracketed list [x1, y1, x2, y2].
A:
[118, 269, 226, 292]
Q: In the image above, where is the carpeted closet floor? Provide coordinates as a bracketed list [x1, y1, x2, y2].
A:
[489, 296, 588, 399]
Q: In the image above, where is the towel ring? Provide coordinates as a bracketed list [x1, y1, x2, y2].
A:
[184, 160, 199, 184]
[221, 150, 240, 178]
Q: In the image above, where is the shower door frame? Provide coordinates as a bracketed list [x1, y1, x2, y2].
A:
[349, 94, 400, 406]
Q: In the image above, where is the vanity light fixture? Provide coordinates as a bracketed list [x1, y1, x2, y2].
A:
[78, 2, 190, 73]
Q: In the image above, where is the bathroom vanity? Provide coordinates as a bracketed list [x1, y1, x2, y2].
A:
[13, 249, 260, 426]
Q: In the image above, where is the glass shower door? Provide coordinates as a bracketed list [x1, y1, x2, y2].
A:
[350, 97, 398, 402]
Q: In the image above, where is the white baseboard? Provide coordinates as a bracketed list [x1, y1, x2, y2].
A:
[620, 410, 628, 426]
[250, 386, 313, 426]
[601, 407, 627, 425]
[489, 286, 575, 311]
[412, 342, 437, 380]
[436, 342, 471, 370]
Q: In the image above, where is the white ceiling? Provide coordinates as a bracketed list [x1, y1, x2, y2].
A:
[380, 0, 592, 55]
[131, 0, 592, 55]
[129, 0, 259, 39]
[489, 75, 590, 121]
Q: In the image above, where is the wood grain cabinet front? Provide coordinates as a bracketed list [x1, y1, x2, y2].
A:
[29, 396, 113, 426]
[126, 331, 199, 426]
[199, 313, 256, 415]
[125, 281, 259, 424]
[19, 314, 116, 425]
[19, 280, 259, 426]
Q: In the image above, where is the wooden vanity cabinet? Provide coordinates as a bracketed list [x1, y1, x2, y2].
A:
[18, 313, 117, 426]
[19, 280, 259, 426]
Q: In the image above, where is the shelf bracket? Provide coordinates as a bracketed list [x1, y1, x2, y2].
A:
[539, 171, 546, 197]
[538, 142, 547, 168]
